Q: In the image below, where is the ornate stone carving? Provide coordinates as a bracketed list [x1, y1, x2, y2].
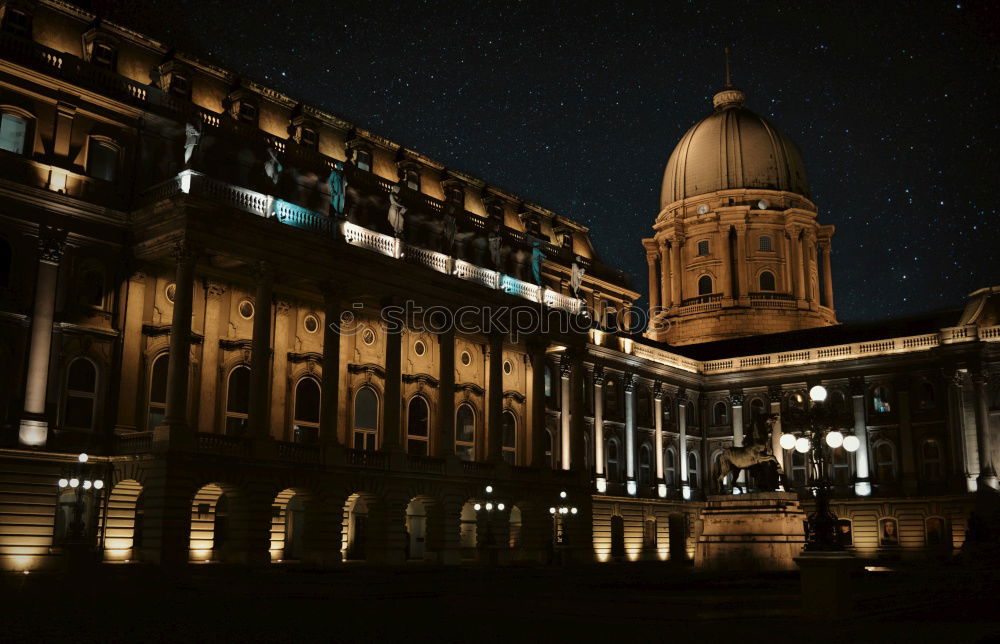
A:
[849, 376, 866, 397]
[728, 390, 744, 407]
[768, 384, 783, 403]
[624, 372, 635, 393]
[172, 239, 198, 265]
[402, 372, 439, 388]
[37, 226, 66, 264]
[275, 299, 291, 316]
[593, 365, 605, 387]
[204, 280, 226, 298]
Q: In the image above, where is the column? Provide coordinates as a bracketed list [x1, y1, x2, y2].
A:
[558, 353, 571, 470]
[720, 226, 733, 301]
[528, 341, 547, 468]
[658, 241, 671, 312]
[115, 269, 148, 433]
[645, 248, 660, 312]
[382, 298, 402, 450]
[248, 262, 274, 440]
[670, 236, 683, 307]
[437, 327, 455, 458]
[653, 384, 665, 497]
[780, 231, 792, 294]
[593, 367, 606, 489]
[569, 352, 585, 471]
[678, 393, 689, 498]
[19, 227, 65, 447]
[799, 231, 811, 303]
[820, 240, 834, 309]
[768, 385, 785, 477]
[487, 332, 504, 463]
[896, 379, 918, 495]
[734, 225, 748, 301]
[624, 373, 637, 495]
[944, 370, 972, 491]
[196, 281, 225, 433]
[729, 390, 745, 487]
[153, 241, 197, 447]
[269, 300, 291, 437]
[972, 371, 999, 489]
[849, 377, 872, 496]
[789, 228, 805, 301]
[320, 286, 342, 447]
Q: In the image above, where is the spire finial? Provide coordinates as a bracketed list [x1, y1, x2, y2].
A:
[724, 46, 733, 89]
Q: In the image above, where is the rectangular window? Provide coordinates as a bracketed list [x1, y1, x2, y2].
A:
[356, 149, 371, 172]
[88, 139, 118, 182]
[238, 101, 257, 123]
[170, 74, 190, 98]
[405, 169, 420, 191]
[697, 240, 710, 256]
[92, 43, 116, 68]
[0, 113, 27, 154]
[301, 127, 318, 148]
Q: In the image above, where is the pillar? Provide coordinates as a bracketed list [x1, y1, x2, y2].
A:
[528, 340, 548, 468]
[729, 390, 745, 487]
[896, 379, 918, 495]
[820, 240, 834, 309]
[19, 228, 65, 447]
[382, 298, 402, 450]
[789, 228, 805, 301]
[153, 241, 197, 447]
[658, 241, 671, 312]
[114, 269, 148, 433]
[645, 248, 660, 312]
[849, 377, 872, 496]
[945, 370, 972, 492]
[593, 367, 606, 489]
[558, 353, 572, 469]
[197, 281, 225, 433]
[487, 332, 504, 463]
[569, 352, 585, 471]
[799, 231, 811, 303]
[248, 262, 274, 440]
[734, 224, 748, 301]
[269, 300, 292, 438]
[437, 327, 455, 458]
[768, 385, 785, 477]
[624, 373, 636, 495]
[670, 236, 683, 307]
[653, 385, 665, 497]
[972, 371, 998, 489]
[678, 394, 689, 498]
[320, 286, 342, 447]
[720, 226, 733, 301]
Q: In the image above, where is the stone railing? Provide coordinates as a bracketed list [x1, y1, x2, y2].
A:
[344, 448, 388, 469]
[406, 454, 446, 474]
[114, 431, 153, 454]
[461, 460, 496, 475]
[196, 432, 250, 456]
[276, 441, 321, 463]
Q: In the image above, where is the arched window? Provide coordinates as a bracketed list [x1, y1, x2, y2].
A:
[77, 262, 106, 309]
[455, 403, 476, 461]
[605, 378, 619, 418]
[758, 235, 773, 252]
[63, 358, 97, 430]
[501, 410, 517, 465]
[0, 110, 29, 155]
[665, 447, 676, 486]
[292, 378, 321, 443]
[406, 396, 429, 456]
[749, 397, 765, 420]
[662, 396, 673, 424]
[352, 387, 379, 450]
[639, 444, 652, 486]
[917, 381, 936, 410]
[759, 271, 776, 291]
[875, 441, 896, 481]
[872, 386, 892, 414]
[831, 447, 851, 484]
[686, 400, 696, 427]
[830, 389, 849, 412]
[637, 386, 651, 426]
[921, 439, 942, 481]
[0, 237, 12, 288]
[146, 353, 169, 431]
[713, 401, 728, 426]
[225, 366, 251, 436]
[688, 452, 699, 488]
[698, 275, 713, 295]
[606, 438, 620, 483]
[87, 137, 119, 182]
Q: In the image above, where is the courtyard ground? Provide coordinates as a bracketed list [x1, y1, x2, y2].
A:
[1, 561, 997, 642]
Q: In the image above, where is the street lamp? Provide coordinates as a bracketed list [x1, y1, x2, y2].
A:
[779, 386, 859, 551]
[548, 490, 579, 560]
[474, 484, 506, 564]
[56, 453, 108, 548]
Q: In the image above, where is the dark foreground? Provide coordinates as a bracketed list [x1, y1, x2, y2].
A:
[1, 562, 998, 643]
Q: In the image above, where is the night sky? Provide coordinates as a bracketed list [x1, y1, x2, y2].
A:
[96, 0, 999, 322]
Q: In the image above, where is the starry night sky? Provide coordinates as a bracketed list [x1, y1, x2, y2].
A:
[96, 0, 999, 322]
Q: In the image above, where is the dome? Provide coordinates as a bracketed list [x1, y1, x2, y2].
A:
[660, 88, 810, 208]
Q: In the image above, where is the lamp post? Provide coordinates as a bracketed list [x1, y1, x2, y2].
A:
[55, 453, 109, 563]
[779, 386, 859, 551]
[474, 484, 506, 565]
[548, 490, 579, 565]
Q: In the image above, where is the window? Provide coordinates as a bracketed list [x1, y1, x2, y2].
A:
[637, 386, 651, 426]
[169, 73, 190, 98]
[404, 168, 420, 191]
[872, 386, 892, 414]
[1, 7, 31, 37]
[605, 378, 619, 418]
[292, 378, 320, 443]
[502, 410, 516, 465]
[713, 401, 728, 426]
[875, 441, 896, 482]
[352, 387, 379, 450]
[414, 340, 426, 356]
[688, 452, 699, 488]
[665, 448, 676, 486]
[461, 351, 472, 367]
[662, 396, 673, 424]
[917, 381, 936, 410]
[698, 275, 713, 295]
[455, 403, 476, 461]
[925, 517, 947, 546]
[146, 353, 169, 430]
[921, 439, 942, 481]
[606, 439, 620, 483]
[0, 237, 11, 288]
[0, 112, 27, 155]
[406, 396, 429, 456]
[303, 314, 319, 334]
[831, 447, 850, 485]
[355, 149, 372, 172]
[238, 299, 255, 320]
[543, 364, 553, 399]
[225, 366, 251, 436]
[639, 444, 652, 486]
[87, 138, 119, 182]
[749, 397, 765, 420]
[686, 401, 696, 427]
[63, 358, 97, 430]
[91, 42, 117, 68]
[759, 271, 776, 291]
[78, 263, 106, 309]
[238, 101, 257, 123]
[300, 127, 318, 148]
[759, 235, 773, 252]
[791, 450, 808, 486]
[697, 240, 709, 256]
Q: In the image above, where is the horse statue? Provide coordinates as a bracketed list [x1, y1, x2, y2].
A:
[713, 414, 781, 493]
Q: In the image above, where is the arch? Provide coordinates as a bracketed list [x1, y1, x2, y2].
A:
[501, 409, 517, 464]
[405, 497, 429, 561]
[270, 488, 310, 562]
[638, 443, 652, 486]
[874, 440, 897, 482]
[189, 483, 233, 562]
[713, 401, 728, 426]
[758, 270, 776, 291]
[352, 386, 379, 450]
[0, 106, 33, 155]
[406, 394, 430, 455]
[455, 402, 476, 461]
[104, 479, 143, 562]
[62, 357, 98, 430]
[606, 437, 621, 483]
[225, 365, 251, 436]
[688, 451, 699, 488]
[697, 274, 713, 295]
[342, 492, 377, 561]
[292, 377, 321, 443]
[665, 447, 677, 486]
[146, 353, 169, 430]
[921, 438, 943, 481]
[749, 397, 765, 420]
[668, 513, 688, 561]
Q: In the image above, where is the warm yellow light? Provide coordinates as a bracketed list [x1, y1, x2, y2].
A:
[825, 431, 844, 449]
[795, 437, 811, 453]
[780, 433, 797, 450]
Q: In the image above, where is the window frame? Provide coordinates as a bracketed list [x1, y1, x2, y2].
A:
[224, 365, 252, 436]
[697, 274, 713, 296]
[606, 437, 621, 483]
[759, 270, 776, 291]
[292, 376, 321, 443]
[687, 451, 699, 488]
[146, 353, 169, 431]
[406, 394, 430, 456]
[352, 386, 380, 451]
[713, 401, 728, 426]
[0, 107, 32, 156]
[501, 409, 517, 465]
[638, 443, 652, 487]
[86, 135, 121, 182]
[696, 240, 710, 256]
[454, 402, 476, 461]
[664, 447, 676, 487]
[758, 235, 773, 252]
[61, 356, 98, 431]
[874, 439, 897, 482]
[920, 438, 943, 481]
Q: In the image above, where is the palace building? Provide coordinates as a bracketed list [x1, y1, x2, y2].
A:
[0, 0, 996, 572]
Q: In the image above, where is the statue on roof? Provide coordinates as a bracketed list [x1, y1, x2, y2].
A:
[326, 162, 346, 216]
[488, 229, 503, 269]
[264, 146, 282, 185]
[531, 241, 545, 287]
[570, 256, 585, 296]
[387, 182, 406, 236]
[183, 122, 201, 164]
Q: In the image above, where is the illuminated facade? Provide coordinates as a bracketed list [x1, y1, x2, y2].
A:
[0, 0, 996, 572]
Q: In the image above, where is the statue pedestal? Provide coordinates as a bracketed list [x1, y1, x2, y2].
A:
[794, 551, 856, 618]
[695, 492, 806, 571]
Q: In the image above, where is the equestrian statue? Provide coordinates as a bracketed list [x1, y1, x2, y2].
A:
[713, 413, 783, 493]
